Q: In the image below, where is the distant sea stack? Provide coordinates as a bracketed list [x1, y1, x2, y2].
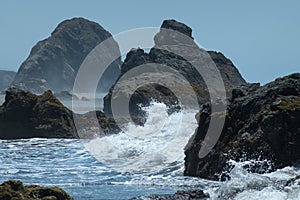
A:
[0, 70, 16, 91]
[103, 19, 245, 119]
[184, 73, 300, 180]
[12, 17, 121, 93]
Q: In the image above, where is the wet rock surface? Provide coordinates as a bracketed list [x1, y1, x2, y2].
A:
[0, 180, 73, 200]
[184, 73, 300, 180]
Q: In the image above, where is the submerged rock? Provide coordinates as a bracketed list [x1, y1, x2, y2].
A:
[184, 73, 300, 180]
[12, 17, 121, 93]
[132, 189, 209, 200]
[0, 180, 73, 200]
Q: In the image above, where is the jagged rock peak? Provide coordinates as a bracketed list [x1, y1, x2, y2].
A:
[161, 19, 193, 38]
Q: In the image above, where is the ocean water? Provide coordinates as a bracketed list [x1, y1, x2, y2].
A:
[0, 102, 300, 199]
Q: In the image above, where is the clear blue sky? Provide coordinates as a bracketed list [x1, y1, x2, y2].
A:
[0, 0, 299, 84]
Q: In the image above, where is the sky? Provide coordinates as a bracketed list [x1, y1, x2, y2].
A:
[0, 0, 299, 85]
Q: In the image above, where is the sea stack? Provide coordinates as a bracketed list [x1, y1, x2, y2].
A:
[12, 17, 121, 93]
[103, 19, 245, 120]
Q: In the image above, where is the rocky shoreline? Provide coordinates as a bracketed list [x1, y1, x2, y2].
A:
[0, 17, 299, 199]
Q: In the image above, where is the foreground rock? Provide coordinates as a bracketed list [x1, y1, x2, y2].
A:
[132, 189, 209, 200]
[0, 180, 73, 200]
[12, 17, 121, 93]
[0, 70, 16, 91]
[103, 19, 245, 122]
[184, 73, 300, 180]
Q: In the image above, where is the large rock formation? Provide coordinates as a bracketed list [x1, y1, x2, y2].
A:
[103, 19, 245, 121]
[0, 70, 16, 91]
[0, 180, 73, 200]
[12, 17, 121, 93]
[184, 73, 300, 180]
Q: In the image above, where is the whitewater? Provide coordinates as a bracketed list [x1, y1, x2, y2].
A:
[0, 102, 299, 199]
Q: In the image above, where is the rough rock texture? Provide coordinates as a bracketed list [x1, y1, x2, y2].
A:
[12, 17, 121, 93]
[0, 88, 120, 139]
[103, 19, 245, 121]
[0, 88, 77, 139]
[0, 180, 73, 200]
[184, 73, 300, 180]
[132, 189, 209, 200]
[0, 70, 16, 91]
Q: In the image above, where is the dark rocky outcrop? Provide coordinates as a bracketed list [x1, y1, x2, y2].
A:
[132, 189, 209, 200]
[103, 19, 245, 122]
[0, 70, 16, 91]
[0, 88, 120, 139]
[184, 73, 300, 180]
[0, 88, 77, 139]
[0, 180, 73, 200]
[12, 17, 121, 93]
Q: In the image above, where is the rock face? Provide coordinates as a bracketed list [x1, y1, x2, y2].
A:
[12, 17, 121, 93]
[184, 73, 300, 180]
[0, 88, 120, 139]
[0, 88, 77, 139]
[0, 180, 73, 200]
[0, 70, 16, 91]
[103, 19, 245, 120]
